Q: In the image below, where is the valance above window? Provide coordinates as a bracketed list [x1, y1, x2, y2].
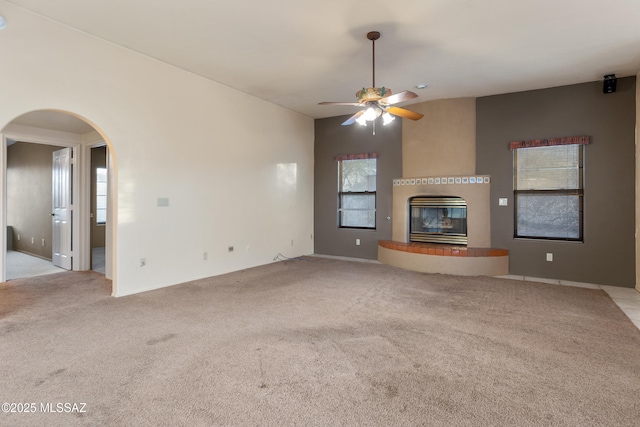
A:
[509, 136, 589, 150]
[335, 152, 378, 161]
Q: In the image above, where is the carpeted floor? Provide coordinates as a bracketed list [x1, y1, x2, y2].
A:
[1, 257, 640, 426]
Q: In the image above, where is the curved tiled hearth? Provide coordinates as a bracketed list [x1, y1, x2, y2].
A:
[378, 240, 509, 276]
[379, 240, 508, 257]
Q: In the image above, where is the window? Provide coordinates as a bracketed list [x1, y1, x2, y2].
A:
[96, 167, 107, 224]
[513, 143, 584, 241]
[338, 157, 377, 229]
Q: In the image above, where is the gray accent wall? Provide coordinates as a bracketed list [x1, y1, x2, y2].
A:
[314, 115, 402, 259]
[477, 77, 636, 287]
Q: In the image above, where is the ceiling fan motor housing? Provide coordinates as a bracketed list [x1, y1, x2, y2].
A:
[356, 87, 392, 103]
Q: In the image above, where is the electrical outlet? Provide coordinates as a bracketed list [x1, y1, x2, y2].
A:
[203, 252, 208, 261]
[291, 239, 294, 246]
[17, 234, 20, 241]
[546, 253, 553, 262]
[356, 238, 361, 246]
[499, 198, 508, 206]
[245, 245, 250, 253]
[31, 237, 34, 244]
[42, 238, 45, 247]
[140, 258, 146, 267]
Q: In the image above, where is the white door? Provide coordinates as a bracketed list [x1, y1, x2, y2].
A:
[52, 147, 73, 270]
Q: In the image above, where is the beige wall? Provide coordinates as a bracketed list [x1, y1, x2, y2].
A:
[396, 97, 489, 248]
[7, 142, 59, 259]
[0, 3, 314, 296]
[402, 98, 476, 177]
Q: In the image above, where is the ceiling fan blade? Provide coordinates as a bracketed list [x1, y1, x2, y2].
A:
[380, 90, 418, 105]
[319, 102, 362, 106]
[386, 106, 424, 121]
[342, 110, 365, 125]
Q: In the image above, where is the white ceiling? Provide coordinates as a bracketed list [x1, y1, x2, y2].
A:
[5, 0, 640, 124]
[11, 111, 95, 134]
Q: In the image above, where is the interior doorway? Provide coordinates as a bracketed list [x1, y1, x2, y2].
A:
[6, 141, 70, 279]
[90, 145, 107, 274]
[1, 110, 116, 292]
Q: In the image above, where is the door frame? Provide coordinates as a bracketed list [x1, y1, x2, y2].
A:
[78, 135, 114, 283]
[0, 125, 83, 280]
[85, 142, 111, 276]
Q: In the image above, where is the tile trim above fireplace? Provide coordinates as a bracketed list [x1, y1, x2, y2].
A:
[394, 175, 490, 186]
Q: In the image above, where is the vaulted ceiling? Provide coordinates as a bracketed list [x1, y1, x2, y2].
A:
[5, 0, 640, 122]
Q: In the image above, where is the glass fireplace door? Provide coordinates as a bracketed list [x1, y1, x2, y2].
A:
[409, 197, 467, 245]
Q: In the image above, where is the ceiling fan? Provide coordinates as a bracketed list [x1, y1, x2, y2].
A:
[319, 31, 424, 128]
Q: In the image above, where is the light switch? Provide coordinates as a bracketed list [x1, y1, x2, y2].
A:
[498, 198, 508, 206]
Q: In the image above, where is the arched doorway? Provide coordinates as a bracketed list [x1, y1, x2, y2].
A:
[1, 110, 116, 295]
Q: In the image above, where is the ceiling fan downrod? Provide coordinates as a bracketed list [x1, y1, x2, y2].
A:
[367, 31, 380, 88]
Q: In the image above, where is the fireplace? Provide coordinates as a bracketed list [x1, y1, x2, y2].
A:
[409, 196, 467, 245]
[382, 176, 507, 276]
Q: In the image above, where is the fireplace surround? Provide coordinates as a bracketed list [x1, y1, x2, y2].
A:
[391, 175, 491, 247]
[378, 174, 508, 276]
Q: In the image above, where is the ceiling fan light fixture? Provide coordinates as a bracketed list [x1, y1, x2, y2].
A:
[382, 112, 395, 126]
[362, 107, 380, 122]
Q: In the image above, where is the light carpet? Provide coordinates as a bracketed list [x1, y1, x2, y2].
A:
[1, 257, 639, 426]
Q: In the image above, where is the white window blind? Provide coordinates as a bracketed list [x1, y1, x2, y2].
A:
[513, 144, 584, 241]
[338, 157, 377, 229]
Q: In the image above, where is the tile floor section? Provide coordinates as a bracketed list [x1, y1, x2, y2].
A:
[6, 250, 66, 280]
[502, 275, 640, 330]
[600, 285, 640, 330]
[5, 248, 105, 280]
